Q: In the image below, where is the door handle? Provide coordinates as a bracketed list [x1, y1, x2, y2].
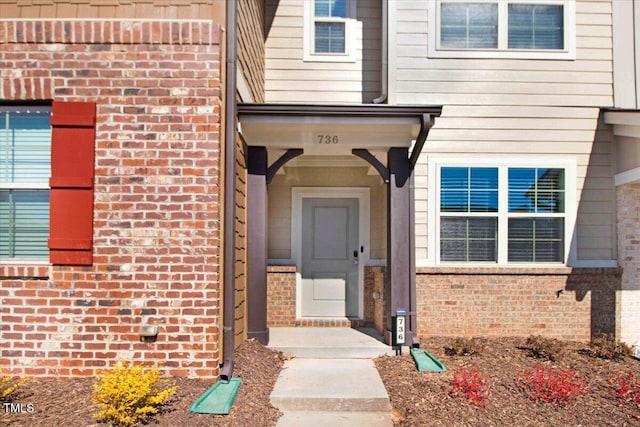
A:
[353, 250, 358, 258]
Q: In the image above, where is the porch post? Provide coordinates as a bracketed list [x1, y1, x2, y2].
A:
[385, 147, 417, 347]
[247, 146, 269, 344]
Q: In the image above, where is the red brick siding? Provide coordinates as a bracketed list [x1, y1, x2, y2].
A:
[416, 267, 621, 341]
[0, 20, 223, 378]
[266, 266, 296, 327]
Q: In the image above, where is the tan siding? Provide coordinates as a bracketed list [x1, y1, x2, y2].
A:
[265, 0, 382, 104]
[1, 0, 220, 21]
[415, 106, 616, 263]
[393, 0, 613, 107]
[238, 0, 265, 103]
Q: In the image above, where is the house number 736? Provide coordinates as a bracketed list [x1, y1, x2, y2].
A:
[317, 135, 339, 144]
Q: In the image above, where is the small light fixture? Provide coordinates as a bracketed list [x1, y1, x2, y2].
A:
[138, 325, 158, 343]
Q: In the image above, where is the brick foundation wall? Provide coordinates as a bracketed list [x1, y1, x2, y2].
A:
[364, 266, 385, 334]
[617, 183, 640, 344]
[266, 266, 296, 327]
[266, 265, 385, 329]
[416, 267, 621, 341]
[0, 20, 223, 378]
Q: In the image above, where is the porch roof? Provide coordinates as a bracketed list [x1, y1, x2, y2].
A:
[238, 103, 442, 158]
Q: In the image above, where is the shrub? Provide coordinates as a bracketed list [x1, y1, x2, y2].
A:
[588, 334, 631, 361]
[524, 335, 563, 362]
[447, 366, 490, 407]
[610, 370, 640, 407]
[0, 375, 28, 400]
[517, 365, 587, 407]
[92, 361, 178, 427]
[445, 337, 483, 357]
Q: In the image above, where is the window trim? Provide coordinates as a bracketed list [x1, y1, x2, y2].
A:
[0, 106, 51, 263]
[427, 156, 577, 266]
[303, 0, 357, 63]
[427, 0, 576, 60]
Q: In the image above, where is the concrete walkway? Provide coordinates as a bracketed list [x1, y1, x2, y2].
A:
[268, 327, 394, 427]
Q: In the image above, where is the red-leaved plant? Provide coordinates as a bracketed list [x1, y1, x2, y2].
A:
[610, 370, 640, 407]
[447, 366, 490, 407]
[517, 365, 587, 407]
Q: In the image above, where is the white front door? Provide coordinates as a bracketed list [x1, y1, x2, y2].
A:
[301, 198, 359, 317]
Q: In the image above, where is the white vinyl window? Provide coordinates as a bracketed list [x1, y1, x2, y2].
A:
[304, 0, 357, 62]
[429, 158, 575, 265]
[0, 106, 51, 261]
[428, 0, 575, 59]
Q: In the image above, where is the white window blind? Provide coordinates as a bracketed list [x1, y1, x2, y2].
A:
[0, 108, 51, 260]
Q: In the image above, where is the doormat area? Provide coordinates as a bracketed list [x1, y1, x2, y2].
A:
[189, 378, 242, 414]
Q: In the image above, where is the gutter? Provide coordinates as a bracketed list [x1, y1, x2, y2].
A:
[373, 0, 388, 104]
[220, 0, 237, 383]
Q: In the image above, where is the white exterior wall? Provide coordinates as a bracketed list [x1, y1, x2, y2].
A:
[264, 0, 382, 103]
[391, 0, 616, 265]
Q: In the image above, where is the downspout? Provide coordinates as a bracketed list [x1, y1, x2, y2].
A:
[373, 0, 388, 104]
[220, 0, 237, 383]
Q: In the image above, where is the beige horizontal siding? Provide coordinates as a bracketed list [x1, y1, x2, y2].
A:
[393, 0, 614, 107]
[415, 106, 616, 264]
[265, 0, 382, 104]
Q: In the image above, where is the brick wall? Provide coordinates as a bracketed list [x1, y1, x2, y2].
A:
[416, 267, 621, 341]
[0, 20, 224, 378]
[266, 266, 296, 327]
[617, 183, 640, 344]
[363, 266, 385, 334]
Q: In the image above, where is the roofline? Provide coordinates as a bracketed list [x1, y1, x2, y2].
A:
[238, 103, 442, 118]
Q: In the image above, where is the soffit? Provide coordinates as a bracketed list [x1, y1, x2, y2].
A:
[238, 103, 441, 156]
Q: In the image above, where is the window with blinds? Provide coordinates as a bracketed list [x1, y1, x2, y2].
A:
[433, 1, 571, 59]
[314, 0, 348, 54]
[0, 107, 51, 260]
[438, 165, 566, 264]
[507, 168, 564, 262]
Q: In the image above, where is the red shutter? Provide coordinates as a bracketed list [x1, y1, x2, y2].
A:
[48, 101, 96, 265]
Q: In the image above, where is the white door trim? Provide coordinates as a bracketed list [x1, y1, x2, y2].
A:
[292, 187, 371, 319]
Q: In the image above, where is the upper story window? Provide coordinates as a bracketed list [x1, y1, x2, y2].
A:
[304, 0, 357, 62]
[0, 107, 51, 261]
[428, 0, 575, 60]
[429, 157, 576, 265]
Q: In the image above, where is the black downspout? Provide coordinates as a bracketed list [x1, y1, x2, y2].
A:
[220, 0, 237, 383]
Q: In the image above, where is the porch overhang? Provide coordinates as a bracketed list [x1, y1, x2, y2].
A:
[604, 109, 640, 186]
[238, 103, 441, 158]
[240, 103, 442, 347]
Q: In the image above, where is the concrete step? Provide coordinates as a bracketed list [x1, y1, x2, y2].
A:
[270, 358, 392, 413]
[276, 410, 393, 427]
[268, 327, 393, 359]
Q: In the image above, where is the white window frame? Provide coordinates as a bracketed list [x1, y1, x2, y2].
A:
[304, 0, 357, 63]
[427, 0, 576, 60]
[0, 106, 51, 264]
[427, 156, 577, 266]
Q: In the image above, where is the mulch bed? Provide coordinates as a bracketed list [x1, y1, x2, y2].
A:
[0, 339, 285, 427]
[376, 336, 640, 426]
[2, 336, 639, 426]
